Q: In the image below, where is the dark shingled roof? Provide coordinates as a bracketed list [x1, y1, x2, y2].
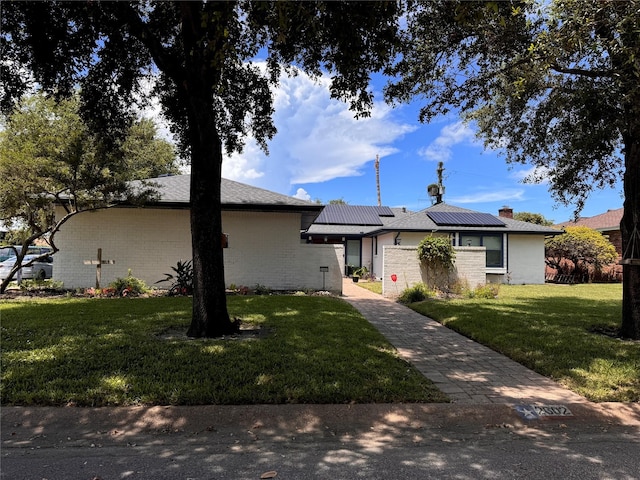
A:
[142, 174, 318, 207]
[314, 205, 395, 226]
[305, 207, 412, 236]
[305, 202, 561, 236]
[369, 203, 562, 235]
[132, 174, 322, 229]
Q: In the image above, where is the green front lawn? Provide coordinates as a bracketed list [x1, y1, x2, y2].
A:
[409, 284, 640, 402]
[0, 295, 447, 406]
[355, 280, 382, 295]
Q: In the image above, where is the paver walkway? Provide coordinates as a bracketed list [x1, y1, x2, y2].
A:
[342, 279, 587, 405]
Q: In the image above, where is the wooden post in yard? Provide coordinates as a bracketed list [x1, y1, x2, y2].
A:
[83, 248, 115, 289]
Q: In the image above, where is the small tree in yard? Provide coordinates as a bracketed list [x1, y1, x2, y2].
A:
[417, 236, 456, 291]
[545, 227, 618, 281]
[0, 94, 177, 293]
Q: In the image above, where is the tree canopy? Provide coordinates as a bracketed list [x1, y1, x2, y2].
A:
[385, 0, 640, 338]
[513, 212, 553, 226]
[0, 93, 177, 292]
[385, 0, 631, 211]
[1, 1, 401, 336]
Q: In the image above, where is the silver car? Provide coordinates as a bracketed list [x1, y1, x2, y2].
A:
[0, 245, 52, 263]
[0, 254, 54, 281]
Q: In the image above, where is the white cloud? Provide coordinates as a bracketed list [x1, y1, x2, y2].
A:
[292, 188, 311, 201]
[222, 67, 416, 193]
[449, 189, 525, 204]
[419, 122, 478, 162]
[137, 67, 416, 196]
[223, 141, 265, 182]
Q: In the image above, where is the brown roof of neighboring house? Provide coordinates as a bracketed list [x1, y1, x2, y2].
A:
[556, 208, 623, 231]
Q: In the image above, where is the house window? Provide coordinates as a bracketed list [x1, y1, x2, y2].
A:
[346, 239, 361, 269]
[460, 234, 504, 268]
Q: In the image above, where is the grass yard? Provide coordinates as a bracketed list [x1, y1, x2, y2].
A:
[355, 280, 382, 295]
[409, 284, 640, 402]
[0, 295, 447, 406]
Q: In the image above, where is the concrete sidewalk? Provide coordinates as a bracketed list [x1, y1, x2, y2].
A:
[341, 279, 587, 405]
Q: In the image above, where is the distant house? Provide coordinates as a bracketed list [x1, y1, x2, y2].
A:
[54, 175, 344, 292]
[556, 208, 623, 257]
[303, 203, 561, 290]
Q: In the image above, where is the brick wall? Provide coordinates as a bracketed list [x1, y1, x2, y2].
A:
[54, 206, 192, 289]
[606, 229, 623, 257]
[381, 245, 486, 298]
[452, 246, 488, 287]
[53, 206, 343, 293]
[293, 244, 344, 292]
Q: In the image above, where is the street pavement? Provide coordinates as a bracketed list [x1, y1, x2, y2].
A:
[2, 281, 639, 479]
[2, 403, 639, 479]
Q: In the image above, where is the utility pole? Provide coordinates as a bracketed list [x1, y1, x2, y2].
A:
[436, 161, 444, 204]
[375, 154, 382, 206]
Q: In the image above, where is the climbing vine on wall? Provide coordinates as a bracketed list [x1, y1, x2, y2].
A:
[417, 236, 456, 270]
[417, 236, 456, 291]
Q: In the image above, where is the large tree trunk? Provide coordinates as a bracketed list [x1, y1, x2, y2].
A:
[185, 102, 237, 338]
[180, 2, 237, 338]
[620, 105, 640, 340]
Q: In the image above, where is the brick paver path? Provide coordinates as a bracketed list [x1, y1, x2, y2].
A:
[342, 279, 587, 404]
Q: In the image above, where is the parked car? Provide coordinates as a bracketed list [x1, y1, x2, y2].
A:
[0, 254, 54, 281]
[0, 245, 52, 263]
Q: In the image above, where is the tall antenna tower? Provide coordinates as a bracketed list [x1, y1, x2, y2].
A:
[375, 154, 382, 206]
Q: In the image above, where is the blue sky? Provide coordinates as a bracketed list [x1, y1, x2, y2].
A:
[150, 67, 623, 225]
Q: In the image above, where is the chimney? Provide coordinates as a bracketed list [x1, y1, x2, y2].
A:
[499, 206, 513, 219]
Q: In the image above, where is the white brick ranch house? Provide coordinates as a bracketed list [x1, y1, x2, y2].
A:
[53, 175, 344, 293]
[302, 203, 561, 297]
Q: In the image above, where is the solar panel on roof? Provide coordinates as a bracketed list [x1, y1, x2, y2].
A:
[427, 211, 506, 227]
[375, 206, 395, 217]
[314, 205, 395, 225]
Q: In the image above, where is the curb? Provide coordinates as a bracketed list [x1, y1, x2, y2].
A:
[3, 402, 639, 450]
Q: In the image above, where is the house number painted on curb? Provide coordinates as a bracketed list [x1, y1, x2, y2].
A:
[514, 404, 574, 420]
